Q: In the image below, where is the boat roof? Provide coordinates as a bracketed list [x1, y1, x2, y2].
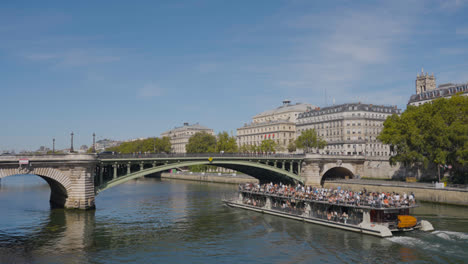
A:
[240, 190, 419, 211]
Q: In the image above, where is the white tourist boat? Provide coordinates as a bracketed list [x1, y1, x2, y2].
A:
[224, 185, 434, 238]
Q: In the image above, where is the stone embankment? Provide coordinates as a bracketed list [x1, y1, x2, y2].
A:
[161, 172, 259, 184]
[324, 180, 468, 206]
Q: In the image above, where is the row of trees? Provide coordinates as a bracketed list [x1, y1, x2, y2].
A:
[379, 94, 468, 183]
[186, 129, 327, 154]
[106, 137, 172, 154]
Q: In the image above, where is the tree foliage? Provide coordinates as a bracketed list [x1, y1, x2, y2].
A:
[238, 139, 280, 153]
[379, 94, 468, 183]
[259, 139, 278, 153]
[186, 132, 217, 153]
[287, 140, 297, 153]
[239, 144, 255, 153]
[216, 132, 238, 153]
[106, 137, 171, 154]
[295, 129, 327, 153]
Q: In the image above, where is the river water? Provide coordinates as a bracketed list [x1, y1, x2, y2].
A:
[0, 175, 467, 264]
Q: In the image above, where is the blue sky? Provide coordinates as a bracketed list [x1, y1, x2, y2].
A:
[1, 0, 467, 151]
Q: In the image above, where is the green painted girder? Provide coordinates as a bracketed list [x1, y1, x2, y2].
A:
[99, 156, 302, 163]
[97, 160, 302, 193]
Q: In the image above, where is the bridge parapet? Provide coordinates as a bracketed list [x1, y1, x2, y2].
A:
[98, 153, 305, 161]
[305, 153, 366, 161]
[0, 154, 97, 163]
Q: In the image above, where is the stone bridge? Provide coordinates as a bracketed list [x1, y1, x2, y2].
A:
[0, 153, 395, 209]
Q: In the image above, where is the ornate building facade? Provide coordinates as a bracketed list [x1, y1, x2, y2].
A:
[408, 69, 468, 106]
[237, 100, 313, 152]
[296, 103, 401, 156]
[161, 123, 214, 153]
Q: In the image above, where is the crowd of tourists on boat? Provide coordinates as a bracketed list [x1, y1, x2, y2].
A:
[239, 182, 416, 208]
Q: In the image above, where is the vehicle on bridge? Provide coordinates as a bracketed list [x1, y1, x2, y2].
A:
[224, 183, 434, 237]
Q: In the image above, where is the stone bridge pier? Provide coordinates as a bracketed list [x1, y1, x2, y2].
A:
[300, 154, 365, 186]
[301, 162, 321, 186]
[0, 155, 97, 209]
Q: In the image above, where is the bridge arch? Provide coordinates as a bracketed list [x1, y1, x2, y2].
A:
[0, 168, 71, 208]
[320, 166, 354, 186]
[98, 160, 303, 193]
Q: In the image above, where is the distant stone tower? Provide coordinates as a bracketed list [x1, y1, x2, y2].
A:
[416, 68, 436, 94]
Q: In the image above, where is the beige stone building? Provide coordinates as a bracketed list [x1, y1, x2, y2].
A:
[237, 100, 313, 152]
[161, 123, 214, 153]
[296, 103, 401, 156]
[408, 69, 468, 106]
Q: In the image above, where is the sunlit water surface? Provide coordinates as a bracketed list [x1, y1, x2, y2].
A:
[0, 175, 467, 264]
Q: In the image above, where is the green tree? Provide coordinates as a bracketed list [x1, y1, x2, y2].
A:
[153, 136, 172, 153]
[186, 132, 217, 153]
[259, 139, 278, 153]
[379, 94, 468, 183]
[239, 144, 250, 153]
[287, 140, 297, 153]
[216, 131, 238, 153]
[295, 129, 327, 153]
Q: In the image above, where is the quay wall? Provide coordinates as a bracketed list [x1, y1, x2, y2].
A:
[324, 182, 468, 206]
[161, 172, 259, 184]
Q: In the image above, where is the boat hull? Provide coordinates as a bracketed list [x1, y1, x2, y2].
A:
[224, 200, 393, 238]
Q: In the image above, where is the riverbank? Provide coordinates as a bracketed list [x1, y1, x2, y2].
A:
[324, 180, 468, 206]
[161, 172, 259, 184]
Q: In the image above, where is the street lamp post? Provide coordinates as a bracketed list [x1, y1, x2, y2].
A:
[93, 133, 96, 153]
[70, 132, 74, 153]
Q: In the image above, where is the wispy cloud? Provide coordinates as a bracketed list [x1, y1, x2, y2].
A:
[22, 49, 120, 67]
[266, 7, 411, 106]
[137, 83, 164, 98]
[196, 62, 219, 73]
[325, 12, 405, 64]
[439, 47, 467, 55]
[455, 27, 468, 36]
[439, 0, 466, 11]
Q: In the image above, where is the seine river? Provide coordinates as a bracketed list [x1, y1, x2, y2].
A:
[1, 175, 467, 264]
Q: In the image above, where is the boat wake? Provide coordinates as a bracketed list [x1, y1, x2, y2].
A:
[386, 236, 435, 248]
[431, 230, 468, 241]
[386, 230, 468, 261]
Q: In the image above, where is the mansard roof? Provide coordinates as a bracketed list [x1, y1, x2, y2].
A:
[162, 123, 213, 134]
[253, 101, 313, 118]
[408, 82, 468, 104]
[297, 103, 400, 119]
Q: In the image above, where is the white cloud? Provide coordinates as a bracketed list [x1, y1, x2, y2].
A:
[137, 83, 164, 98]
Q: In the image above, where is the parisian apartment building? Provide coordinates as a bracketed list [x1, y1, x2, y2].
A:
[295, 103, 401, 156]
[408, 69, 468, 106]
[237, 100, 314, 153]
[161, 122, 215, 153]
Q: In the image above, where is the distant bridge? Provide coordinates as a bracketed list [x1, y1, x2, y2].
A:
[0, 153, 394, 209]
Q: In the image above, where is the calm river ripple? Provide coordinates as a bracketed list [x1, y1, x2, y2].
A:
[0, 175, 467, 263]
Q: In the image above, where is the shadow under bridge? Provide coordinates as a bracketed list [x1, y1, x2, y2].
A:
[96, 158, 304, 193]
